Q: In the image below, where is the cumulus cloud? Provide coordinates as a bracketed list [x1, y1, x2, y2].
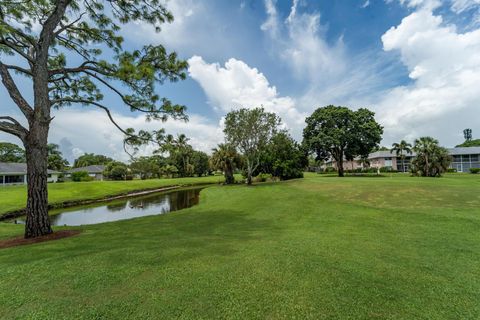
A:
[376, 7, 480, 145]
[187, 55, 306, 137]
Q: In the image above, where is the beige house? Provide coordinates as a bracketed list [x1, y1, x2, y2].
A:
[325, 147, 480, 173]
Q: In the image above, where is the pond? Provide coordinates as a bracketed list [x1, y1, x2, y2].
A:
[16, 187, 202, 226]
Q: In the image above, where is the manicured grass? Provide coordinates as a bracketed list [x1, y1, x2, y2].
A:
[0, 175, 224, 217]
[1, 173, 479, 319]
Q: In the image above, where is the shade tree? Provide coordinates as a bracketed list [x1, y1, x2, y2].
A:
[302, 105, 383, 177]
[224, 107, 281, 185]
[0, 142, 25, 162]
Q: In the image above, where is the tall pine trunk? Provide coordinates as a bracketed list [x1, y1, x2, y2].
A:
[23, 119, 52, 238]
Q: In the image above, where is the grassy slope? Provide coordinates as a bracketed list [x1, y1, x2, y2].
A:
[0, 173, 479, 319]
[0, 175, 224, 216]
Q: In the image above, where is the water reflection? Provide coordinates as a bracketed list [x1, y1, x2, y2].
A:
[19, 188, 201, 226]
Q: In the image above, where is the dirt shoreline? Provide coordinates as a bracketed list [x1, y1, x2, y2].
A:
[0, 230, 82, 249]
[0, 182, 214, 221]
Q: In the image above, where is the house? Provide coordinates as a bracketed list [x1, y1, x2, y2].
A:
[326, 147, 480, 173]
[0, 162, 60, 186]
[66, 165, 105, 180]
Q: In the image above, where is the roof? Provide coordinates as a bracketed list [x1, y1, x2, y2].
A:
[68, 165, 105, 174]
[0, 163, 60, 175]
[447, 147, 480, 155]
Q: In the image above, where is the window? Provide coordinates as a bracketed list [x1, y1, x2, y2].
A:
[453, 155, 462, 162]
[471, 154, 479, 162]
[462, 155, 470, 162]
[385, 158, 392, 167]
[5, 175, 24, 184]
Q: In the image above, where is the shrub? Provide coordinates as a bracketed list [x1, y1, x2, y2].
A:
[379, 166, 398, 173]
[447, 168, 457, 173]
[71, 171, 90, 182]
[254, 173, 272, 182]
[325, 167, 337, 173]
[470, 168, 480, 174]
[108, 165, 128, 180]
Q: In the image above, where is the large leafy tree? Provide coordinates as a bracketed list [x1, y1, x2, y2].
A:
[390, 140, 412, 172]
[259, 131, 307, 180]
[47, 143, 68, 170]
[157, 133, 194, 177]
[191, 150, 209, 177]
[130, 156, 162, 179]
[0, 141, 25, 162]
[303, 105, 383, 177]
[411, 137, 451, 177]
[73, 153, 112, 168]
[224, 107, 280, 185]
[0, 1, 188, 238]
[210, 143, 241, 184]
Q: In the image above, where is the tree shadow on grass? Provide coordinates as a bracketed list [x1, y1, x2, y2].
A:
[0, 208, 278, 268]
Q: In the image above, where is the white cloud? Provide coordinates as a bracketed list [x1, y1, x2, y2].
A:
[261, 0, 347, 86]
[376, 7, 480, 145]
[187, 55, 306, 137]
[261, 0, 280, 38]
[451, 0, 480, 12]
[362, 0, 371, 8]
[0, 108, 223, 162]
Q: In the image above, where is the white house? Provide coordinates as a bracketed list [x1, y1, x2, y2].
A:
[0, 162, 60, 186]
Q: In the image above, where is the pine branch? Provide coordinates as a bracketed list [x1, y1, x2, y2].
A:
[0, 62, 33, 119]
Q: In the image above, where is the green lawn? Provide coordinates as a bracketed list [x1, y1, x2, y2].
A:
[0, 175, 224, 217]
[1, 173, 479, 319]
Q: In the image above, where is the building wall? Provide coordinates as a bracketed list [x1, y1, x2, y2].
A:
[328, 157, 398, 170]
[450, 154, 480, 172]
[48, 174, 59, 183]
[1, 174, 26, 186]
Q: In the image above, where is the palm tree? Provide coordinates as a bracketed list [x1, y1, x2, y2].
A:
[390, 140, 413, 172]
[210, 144, 241, 184]
[413, 137, 437, 176]
[411, 136, 451, 177]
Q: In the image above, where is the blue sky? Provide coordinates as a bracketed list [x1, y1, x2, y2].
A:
[1, 0, 480, 162]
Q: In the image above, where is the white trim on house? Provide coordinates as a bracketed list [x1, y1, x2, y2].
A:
[0, 163, 60, 186]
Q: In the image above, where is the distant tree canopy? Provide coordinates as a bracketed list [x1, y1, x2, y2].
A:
[73, 153, 113, 168]
[411, 137, 451, 177]
[224, 107, 281, 185]
[303, 105, 383, 177]
[191, 150, 210, 177]
[103, 161, 128, 180]
[258, 131, 307, 180]
[463, 128, 473, 142]
[47, 144, 69, 171]
[130, 156, 162, 180]
[0, 142, 25, 163]
[456, 139, 480, 147]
